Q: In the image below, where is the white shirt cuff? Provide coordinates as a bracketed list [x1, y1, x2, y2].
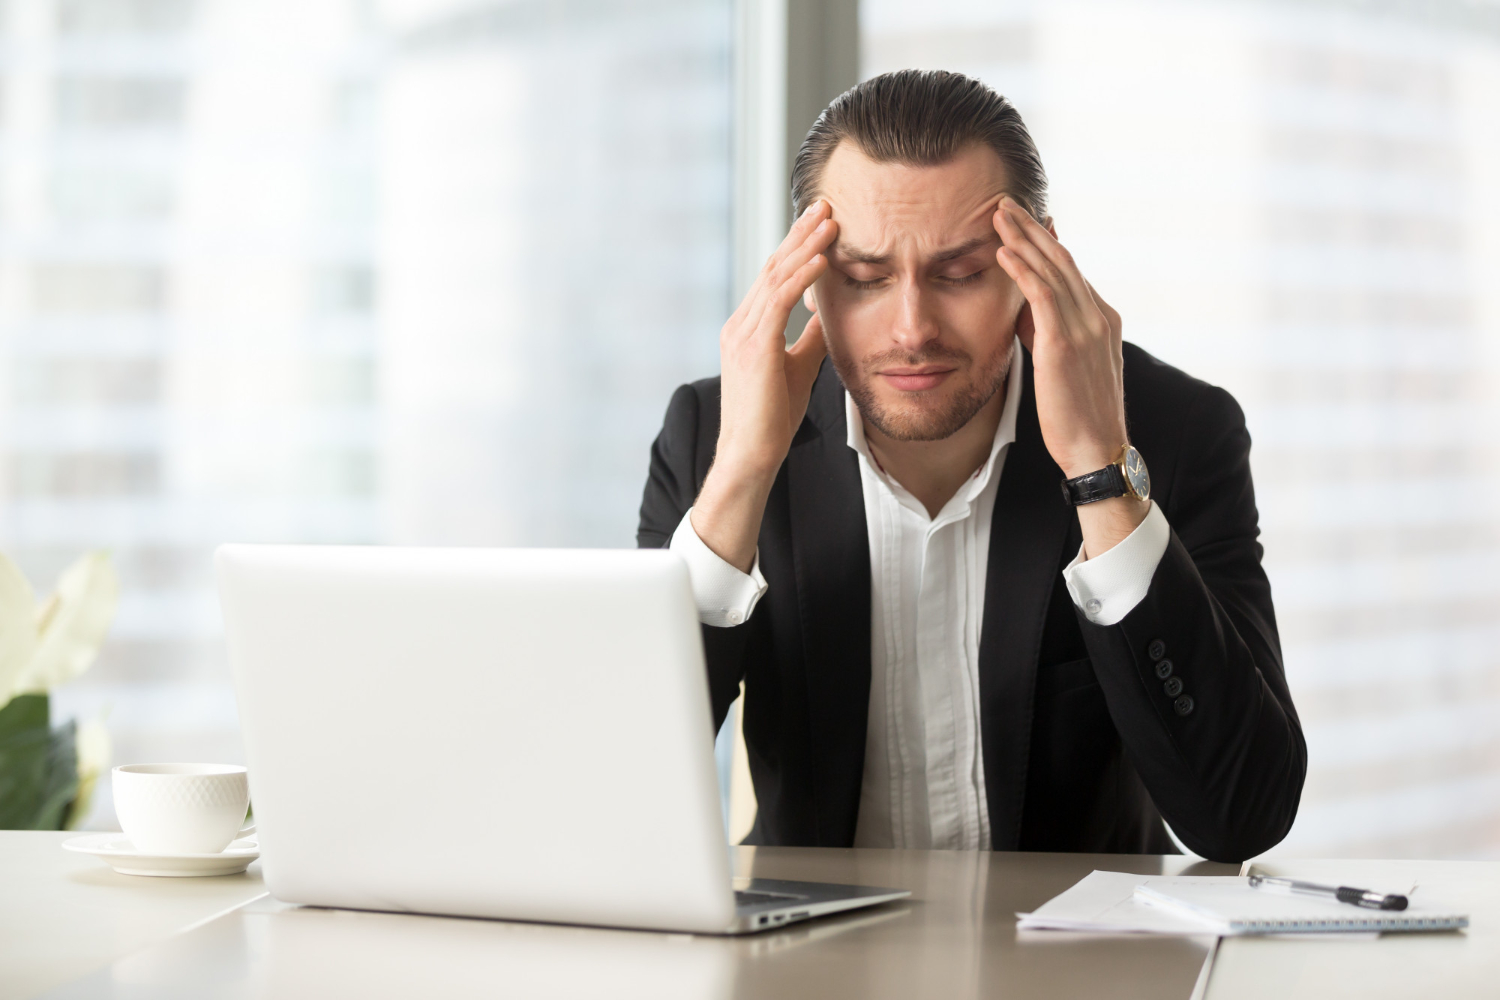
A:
[1062, 501, 1170, 626]
[669, 508, 769, 628]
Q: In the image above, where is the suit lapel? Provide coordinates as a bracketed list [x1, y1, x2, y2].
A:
[979, 349, 1075, 850]
[786, 360, 871, 846]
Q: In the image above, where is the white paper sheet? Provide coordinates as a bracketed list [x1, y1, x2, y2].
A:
[1016, 870, 1221, 934]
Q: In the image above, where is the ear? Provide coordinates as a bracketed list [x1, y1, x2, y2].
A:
[1045, 217, 1058, 240]
[803, 287, 818, 313]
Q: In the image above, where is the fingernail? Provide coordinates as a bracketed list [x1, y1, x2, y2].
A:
[802, 201, 819, 218]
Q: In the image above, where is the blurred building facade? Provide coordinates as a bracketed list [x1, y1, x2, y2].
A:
[864, 0, 1500, 858]
[0, 0, 731, 828]
[0, 0, 388, 796]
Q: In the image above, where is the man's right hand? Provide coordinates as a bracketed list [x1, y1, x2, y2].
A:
[690, 200, 839, 573]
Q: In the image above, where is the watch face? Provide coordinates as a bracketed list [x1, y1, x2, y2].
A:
[1123, 446, 1151, 500]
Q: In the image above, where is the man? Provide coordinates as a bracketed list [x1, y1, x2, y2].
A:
[638, 70, 1304, 863]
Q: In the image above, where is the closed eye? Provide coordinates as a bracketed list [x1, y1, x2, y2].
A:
[841, 269, 984, 290]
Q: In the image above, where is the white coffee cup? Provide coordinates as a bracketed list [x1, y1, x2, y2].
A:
[113, 763, 252, 855]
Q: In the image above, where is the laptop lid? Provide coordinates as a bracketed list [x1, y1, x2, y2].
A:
[216, 544, 736, 933]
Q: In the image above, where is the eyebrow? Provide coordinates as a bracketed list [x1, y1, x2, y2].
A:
[830, 234, 1000, 267]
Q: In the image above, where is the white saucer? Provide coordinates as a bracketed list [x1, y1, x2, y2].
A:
[63, 832, 260, 877]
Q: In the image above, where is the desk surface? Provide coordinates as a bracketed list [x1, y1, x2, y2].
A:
[8, 832, 1497, 999]
[11, 833, 1226, 1000]
[1, 832, 267, 1000]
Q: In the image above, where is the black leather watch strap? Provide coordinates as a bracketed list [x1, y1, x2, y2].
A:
[1060, 463, 1127, 506]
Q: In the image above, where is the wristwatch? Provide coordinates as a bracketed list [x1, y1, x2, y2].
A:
[1060, 445, 1151, 506]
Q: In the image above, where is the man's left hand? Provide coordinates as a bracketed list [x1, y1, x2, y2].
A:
[992, 195, 1148, 557]
[992, 195, 1127, 480]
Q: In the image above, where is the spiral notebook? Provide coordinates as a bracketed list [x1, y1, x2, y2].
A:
[1133, 878, 1469, 935]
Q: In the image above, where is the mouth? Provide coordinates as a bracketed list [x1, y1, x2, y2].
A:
[877, 367, 956, 392]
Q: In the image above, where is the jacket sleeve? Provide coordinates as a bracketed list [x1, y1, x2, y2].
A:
[1077, 383, 1306, 863]
[637, 381, 756, 731]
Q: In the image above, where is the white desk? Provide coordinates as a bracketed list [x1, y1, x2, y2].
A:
[7, 831, 1498, 999]
[0, 832, 267, 1000]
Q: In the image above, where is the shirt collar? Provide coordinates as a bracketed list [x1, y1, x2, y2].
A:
[845, 343, 1023, 505]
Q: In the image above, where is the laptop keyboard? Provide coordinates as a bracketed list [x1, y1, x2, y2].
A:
[735, 890, 804, 908]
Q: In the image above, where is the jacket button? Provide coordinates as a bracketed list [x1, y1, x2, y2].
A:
[1148, 639, 1167, 661]
[1163, 676, 1183, 697]
[1154, 659, 1173, 680]
[1173, 694, 1195, 716]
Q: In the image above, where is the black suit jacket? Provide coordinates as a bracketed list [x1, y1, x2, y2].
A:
[637, 343, 1305, 863]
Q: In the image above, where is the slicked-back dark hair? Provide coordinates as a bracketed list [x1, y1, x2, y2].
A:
[791, 69, 1048, 222]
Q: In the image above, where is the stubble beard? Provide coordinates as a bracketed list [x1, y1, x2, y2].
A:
[830, 338, 1013, 442]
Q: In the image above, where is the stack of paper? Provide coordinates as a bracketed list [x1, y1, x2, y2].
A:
[1018, 871, 1215, 934]
[1017, 871, 1466, 936]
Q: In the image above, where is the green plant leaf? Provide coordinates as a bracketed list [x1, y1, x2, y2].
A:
[37, 720, 79, 830]
[0, 691, 47, 737]
[0, 694, 79, 830]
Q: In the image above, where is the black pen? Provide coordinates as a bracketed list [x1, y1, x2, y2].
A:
[1247, 874, 1408, 911]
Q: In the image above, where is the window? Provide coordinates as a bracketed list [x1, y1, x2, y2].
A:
[864, 0, 1500, 859]
[0, 0, 731, 827]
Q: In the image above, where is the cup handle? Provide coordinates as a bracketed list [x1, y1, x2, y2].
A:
[237, 822, 257, 840]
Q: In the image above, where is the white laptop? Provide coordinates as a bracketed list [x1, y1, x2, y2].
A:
[215, 544, 909, 934]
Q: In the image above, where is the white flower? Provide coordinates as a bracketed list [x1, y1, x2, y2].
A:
[12, 552, 120, 697]
[67, 714, 112, 830]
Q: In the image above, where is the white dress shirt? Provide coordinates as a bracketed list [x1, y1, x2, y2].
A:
[669, 361, 1171, 849]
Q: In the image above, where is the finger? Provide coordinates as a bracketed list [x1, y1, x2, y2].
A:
[787, 308, 827, 379]
[995, 244, 1065, 336]
[743, 223, 833, 340]
[728, 201, 832, 336]
[785, 310, 827, 433]
[756, 253, 829, 342]
[744, 221, 837, 339]
[1085, 279, 1122, 340]
[993, 204, 1084, 322]
[998, 197, 1094, 313]
[777, 218, 838, 291]
[762, 199, 831, 279]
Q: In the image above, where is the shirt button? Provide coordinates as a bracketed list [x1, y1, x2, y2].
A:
[1163, 676, 1183, 698]
[726, 609, 743, 625]
[1085, 598, 1102, 615]
[1148, 639, 1167, 661]
[1154, 659, 1174, 680]
[1173, 694, 1195, 717]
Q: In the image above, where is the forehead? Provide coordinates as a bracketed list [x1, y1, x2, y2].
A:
[818, 142, 1009, 255]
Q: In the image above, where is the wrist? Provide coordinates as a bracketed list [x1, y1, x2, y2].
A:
[1061, 443, 1125, 481]
[1076, 495, 1151, 560]
[708, 437, 785, 491]
[692, 458, 777, 574]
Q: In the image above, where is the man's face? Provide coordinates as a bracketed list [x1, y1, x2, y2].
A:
[810, 143, 1027, 442]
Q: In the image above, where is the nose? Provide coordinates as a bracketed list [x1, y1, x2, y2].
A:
[890, 278, 939, 354]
